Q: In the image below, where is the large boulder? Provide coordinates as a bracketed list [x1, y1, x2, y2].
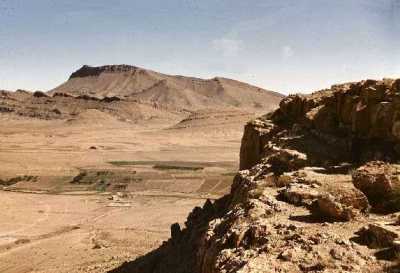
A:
[359, 221, 400, 248]
[352, 161, 400, 210]
[278, 183, 320, 207]
[33, 91, 49, 98]
[314, 187, 369, 221]
[266, 148, 308, 175]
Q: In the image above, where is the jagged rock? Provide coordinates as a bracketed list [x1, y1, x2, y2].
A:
[51, 108, 61, 115]
[276, 169, 321, 187]
[279, 183, 320, 206]
[269, 79, 400, 162]
[352, 161, 400, 210]
[33, 91, 49, 98]
[315, 194, 356, 221]
[77, 94, 101, 101]
[52, 92, 74, 98]
[266, 149, 308, 175]
[313, 187, 369, 221]
[0, 106, 14, 113]
[359, 222, 400, 248]
[102, 96, 122, 103]
[278, 248, 296, 261]
[306, 104, 338, 134]
[239, 119, 276, 170]
[69, 64, 143, 78]
[170, 223, 181, 244]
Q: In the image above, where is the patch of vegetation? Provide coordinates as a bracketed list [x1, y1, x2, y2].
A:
[108, 161, 145, 166]
[153, 164, 204, 171]
[108, 160, 237, 169]
[95, 180, 110, 192]
[69, 169, 139, 192]
[222, 172, 237, 176]
[0, 175, 38, 186]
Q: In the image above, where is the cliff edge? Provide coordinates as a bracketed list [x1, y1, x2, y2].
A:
[110, 78, 400, 273]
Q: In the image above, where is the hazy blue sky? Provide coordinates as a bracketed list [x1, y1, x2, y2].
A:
[0, 0, 399, 94]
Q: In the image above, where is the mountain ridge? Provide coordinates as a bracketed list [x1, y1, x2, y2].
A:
[50, 65, 283, 113]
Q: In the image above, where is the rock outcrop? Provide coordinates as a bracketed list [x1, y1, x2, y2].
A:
[272, 79, 400, 163]
[69, 64, 140, 79]
[110, 78, 400, 273]
[352, 161, 400, 211]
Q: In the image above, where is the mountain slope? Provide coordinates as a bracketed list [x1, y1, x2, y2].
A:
[50, 65, 283, 112]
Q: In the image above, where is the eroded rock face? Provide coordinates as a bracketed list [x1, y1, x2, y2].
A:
[239, 119, 276, 170]
[69, 64, 140, 79]
[111, 78, 400, 273]
[352, 161, 400, 211]
[279, 183, 320, 207]
[271, 79, 400, 162]
[277, 169, 370, 221]
[314, 188, 369, 221]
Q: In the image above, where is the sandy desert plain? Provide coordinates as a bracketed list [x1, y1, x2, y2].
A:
[0, 65, 282, 273]
[0, 115, 242, 273]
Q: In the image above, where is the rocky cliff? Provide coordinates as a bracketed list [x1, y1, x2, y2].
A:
[241, 78, 400, 170]
[110, 78, 400, 273]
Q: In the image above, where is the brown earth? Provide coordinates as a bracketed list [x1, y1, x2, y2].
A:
[0, 66, 283, 273]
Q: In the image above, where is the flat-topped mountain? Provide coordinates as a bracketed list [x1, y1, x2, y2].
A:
[50, 65, 283, 112]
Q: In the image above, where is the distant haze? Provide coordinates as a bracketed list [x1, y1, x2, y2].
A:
[0, 0, 399, 94]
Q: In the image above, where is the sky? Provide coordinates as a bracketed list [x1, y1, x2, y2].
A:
[0, 0, 399, 94]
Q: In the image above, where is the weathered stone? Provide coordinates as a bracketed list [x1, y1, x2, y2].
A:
[360, 222, 400, 248]
[369, 102, 394, 138]
[33, 91, 49, 98]
[315, 194, 356, 221]
[171, 223, 181, 243]
[352, 161, 400, 210]
[279, 183, 320, 206]
[391, 79, 400, 93]
[240, 120, 275, 170]
[306, 105, 338, 134]
[267, 149, 308, 175]
[313, 186, 369, 221]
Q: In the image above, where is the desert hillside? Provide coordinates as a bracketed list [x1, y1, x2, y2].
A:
[110, 78, 400, 273]
[1, 65, 283, 129]
[50, 65, 283, 113]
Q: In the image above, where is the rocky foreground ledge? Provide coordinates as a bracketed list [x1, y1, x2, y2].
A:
[110, 79, 400, 273]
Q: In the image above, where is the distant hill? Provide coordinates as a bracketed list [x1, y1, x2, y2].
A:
[50, 65, 283, 113]
[0, 65, 284, 128]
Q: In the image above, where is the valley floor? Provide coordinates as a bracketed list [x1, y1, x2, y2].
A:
[0, 115, 245, 273]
